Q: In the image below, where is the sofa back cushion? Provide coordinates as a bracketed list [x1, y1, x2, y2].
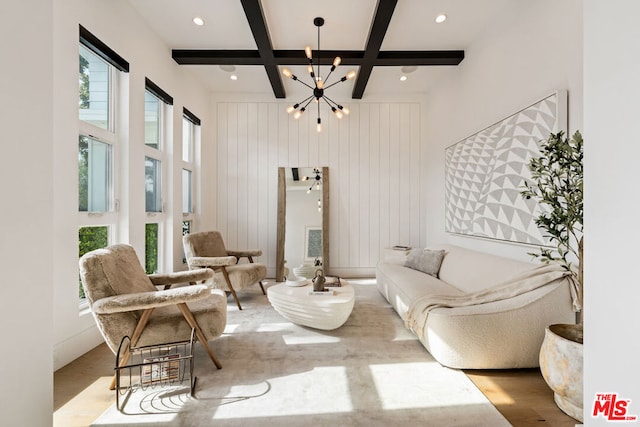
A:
[431, 244, 536, 293]
[404, 248, 446, 277]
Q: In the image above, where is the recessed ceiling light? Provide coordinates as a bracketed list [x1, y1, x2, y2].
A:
[435, 14, 447, 24]
[401, 65, 417, 74]
[230, 75, 238, 81]
[193, 16, 205, 26]
[219, 65, 236, 72]
[400, 75, 407, 81]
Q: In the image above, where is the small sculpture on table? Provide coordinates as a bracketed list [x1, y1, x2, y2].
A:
[312, 269, 326, 292]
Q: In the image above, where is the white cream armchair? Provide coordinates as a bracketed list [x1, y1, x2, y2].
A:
[183, 231, 267, 310]
[79, 244, 227, 388]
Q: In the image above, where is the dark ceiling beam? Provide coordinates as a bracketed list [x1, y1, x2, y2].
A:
[172, 50, 264, 65]
[375, 50, 465, 66]
[352, 0, 398, 99]
[171, 0, 465, 99]
[240, 0, 286, 98]
[173, 49, 463, 67]
[273, 50, 364, 66]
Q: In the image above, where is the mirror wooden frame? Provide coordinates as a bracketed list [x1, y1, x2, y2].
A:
[276, 166, 329, 282]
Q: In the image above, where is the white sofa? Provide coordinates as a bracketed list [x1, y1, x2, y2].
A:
[376, 244, 576, 369]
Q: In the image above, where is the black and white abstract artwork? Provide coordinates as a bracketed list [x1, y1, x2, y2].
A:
[444, 91, 567, 246]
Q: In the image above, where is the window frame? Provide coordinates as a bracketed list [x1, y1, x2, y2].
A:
[181, 109, 200, 267]
[77, 28, 128, 306]
[144, 79, 173, 274]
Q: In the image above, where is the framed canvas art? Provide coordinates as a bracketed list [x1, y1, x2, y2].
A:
[444, 90, 567, 246]
[305, 226, 322, 259]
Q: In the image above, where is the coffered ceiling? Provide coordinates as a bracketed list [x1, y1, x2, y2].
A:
[127, 0, 516, 100]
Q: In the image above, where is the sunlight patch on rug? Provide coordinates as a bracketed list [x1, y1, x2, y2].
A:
[91, 280, 511, 427]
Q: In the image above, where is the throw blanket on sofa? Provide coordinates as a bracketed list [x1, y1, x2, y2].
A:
[405, 263, 580, 337]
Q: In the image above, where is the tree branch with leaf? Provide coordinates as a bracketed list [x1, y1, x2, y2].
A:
[521, 130, 583, 319]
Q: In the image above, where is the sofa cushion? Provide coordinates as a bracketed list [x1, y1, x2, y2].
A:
[404, 248, 446, 277]
[430, 244, 535, 293]
[376, 262, 464, 319]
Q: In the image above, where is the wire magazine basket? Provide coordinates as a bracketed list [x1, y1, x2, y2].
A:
[114, 329, 197, 412]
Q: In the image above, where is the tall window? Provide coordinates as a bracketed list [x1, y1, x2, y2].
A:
[144, 78, 173, 273]
[78, 26, 128, 303]
[181, 108, 200, 263]
[79, 44, 111, 130]
[78, 135, 112, 212]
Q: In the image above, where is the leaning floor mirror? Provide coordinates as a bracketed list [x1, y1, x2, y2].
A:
[276, 167, 329, 282]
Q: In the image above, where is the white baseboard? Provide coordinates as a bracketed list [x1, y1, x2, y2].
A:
[328, 268, 376, 278]
[54, 325, 105, 370]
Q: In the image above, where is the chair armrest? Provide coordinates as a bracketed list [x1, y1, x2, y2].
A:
[148, 268, 214, 286]
[188, 256, 237, 268]
[92, 284, 212, 314]
[227, 249, 262, 258]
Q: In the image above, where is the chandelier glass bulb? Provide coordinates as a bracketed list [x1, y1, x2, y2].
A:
[282, 17, 355, 133]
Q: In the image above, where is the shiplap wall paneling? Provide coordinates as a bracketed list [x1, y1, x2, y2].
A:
[368, 105, 381, 265]
[212, 101, 424, 276]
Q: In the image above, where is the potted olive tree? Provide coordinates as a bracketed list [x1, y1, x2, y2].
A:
[521, 130, 583, 421]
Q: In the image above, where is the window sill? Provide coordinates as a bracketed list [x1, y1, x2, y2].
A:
[79, 300, 91, 316]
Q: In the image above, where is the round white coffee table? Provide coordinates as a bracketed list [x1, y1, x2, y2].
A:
[267, 280, 355, 330]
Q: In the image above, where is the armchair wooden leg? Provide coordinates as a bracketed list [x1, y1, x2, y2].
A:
[109, 308, 154, 390]
[248, 257, 266, 295]
[220, 267, 242, 310]
[177, 303, 222, 369]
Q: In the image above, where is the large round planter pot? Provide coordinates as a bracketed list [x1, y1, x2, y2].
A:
[539, 323, 583, 422]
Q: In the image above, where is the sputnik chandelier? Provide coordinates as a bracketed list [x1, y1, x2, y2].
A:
[282, 17, 356, 133]
[301, 167, 322, 194]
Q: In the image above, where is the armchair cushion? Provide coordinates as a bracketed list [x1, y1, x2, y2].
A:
[92, 284, 212, 314]
[188, 256, 237, 268]
[148, 268, 214, 286]
[213, 263, 267, 292]
[227, 249, 263, 258]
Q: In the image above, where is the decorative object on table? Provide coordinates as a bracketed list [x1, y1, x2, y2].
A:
[285, 277, 308, 287]
[293, 263, 316, 279]
[520, 130, 583, 422]
[282, 17, 356, 133]
[309, 289, 335, 296]
[324, 276, 342, 287]
[445, 90, 567, 245]
[312, 268, 326, 292]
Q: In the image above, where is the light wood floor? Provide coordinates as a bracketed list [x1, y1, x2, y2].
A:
[54, 343, 578, 427]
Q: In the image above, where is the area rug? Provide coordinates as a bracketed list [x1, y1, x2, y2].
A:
[92, 279, 510, 426]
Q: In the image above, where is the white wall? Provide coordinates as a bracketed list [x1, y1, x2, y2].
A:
[52, 0, 212, 369]
[423, 0, 583, 261]
[0, 1, 54, 424]
[584, 1, 640, 424]
[211, 96, 426, 278]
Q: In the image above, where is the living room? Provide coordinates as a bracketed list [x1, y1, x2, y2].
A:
[2, 1, 638, 426]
